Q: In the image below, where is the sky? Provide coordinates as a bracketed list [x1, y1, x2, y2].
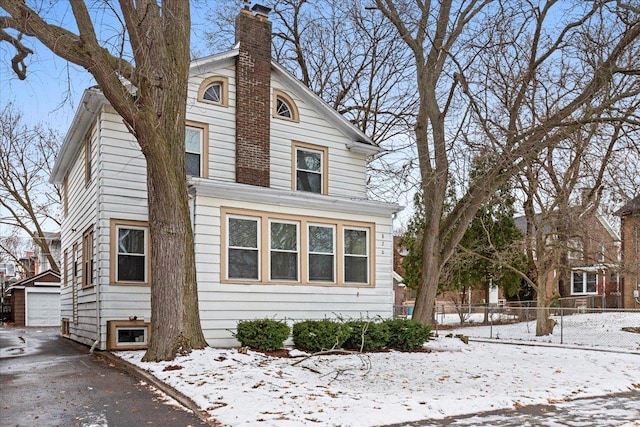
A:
[0, 2, 216, 135]
[117, 311, 640, 427]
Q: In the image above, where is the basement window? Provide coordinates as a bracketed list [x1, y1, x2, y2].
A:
[107, 320, 150, 350]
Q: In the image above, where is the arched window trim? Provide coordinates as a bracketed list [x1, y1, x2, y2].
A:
[273, 89, 300, 122]
[197, 76, 229, 107]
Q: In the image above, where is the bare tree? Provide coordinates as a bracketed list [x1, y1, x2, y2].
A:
[205, 0, 420, 202]
[373, 0, 640, 326]
[0, 103, 60, 272]
[0, 0, 206, 361]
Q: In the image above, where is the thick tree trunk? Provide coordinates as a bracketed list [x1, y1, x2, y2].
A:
[412, 230, 442, 324]
[141, 131, 207, 362]
[535, 271, 557, 336]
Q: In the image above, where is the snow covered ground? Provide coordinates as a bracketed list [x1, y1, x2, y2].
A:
[117, 312, 640, 427]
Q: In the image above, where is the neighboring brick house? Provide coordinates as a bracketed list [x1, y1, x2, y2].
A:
[615, 195, 640, 309]
[514, 202, 621, 308]
[50, 5, 400, 349]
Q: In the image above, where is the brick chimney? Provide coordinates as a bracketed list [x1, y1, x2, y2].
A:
[235, 4, 272, 187]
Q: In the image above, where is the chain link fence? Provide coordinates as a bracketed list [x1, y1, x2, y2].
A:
[430, 303, 640, 351]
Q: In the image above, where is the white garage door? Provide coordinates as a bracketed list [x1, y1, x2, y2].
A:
[26, 291, 61, 326]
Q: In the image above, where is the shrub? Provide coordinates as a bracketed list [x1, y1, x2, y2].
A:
[342, 320, 390, 351]
[234, 319, 290, 351]
[383, 319, 432, 350]
[292, 319, 352, 352]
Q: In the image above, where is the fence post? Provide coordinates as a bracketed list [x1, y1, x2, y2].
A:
[489, 305, 493, 339]
[560, 306, 564, 345]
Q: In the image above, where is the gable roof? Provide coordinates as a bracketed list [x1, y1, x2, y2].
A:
[51, 49, 379, 184]
[614, 195, 640, 216]
[6, 269, 61, 292]
[513, 207, 620, 241]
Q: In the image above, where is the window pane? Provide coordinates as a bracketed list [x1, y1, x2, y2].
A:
[185, 127, 201, 153]
[344, 229, 367, 255]
[203, 84, 221, 103]
[586, 273, 597, 293]
[297, 171, 321, 193]
[309, 226, 333, 253]
[572, 272, 583, 293]
[228, 249, 258, 279]
[271, 252, 297, 280]
[271, 222, 297, 250]
[297, 150, 321, 172]
[186, 152, 201, 177]
[345, 256, 367, 283]
[229, 218, 258, 248]
[118, 255, 145, 282]
[118, 229, 145, 254]
[309, 254, 334, 281]
[277, 98, 292, 118]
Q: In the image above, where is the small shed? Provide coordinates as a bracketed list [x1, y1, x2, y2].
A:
[7, 270, 61, 327]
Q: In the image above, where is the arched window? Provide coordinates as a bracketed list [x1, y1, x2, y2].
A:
[197, 76, 228, 106]
[273, 89, 299, 122]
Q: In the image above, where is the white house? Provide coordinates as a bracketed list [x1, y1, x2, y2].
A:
[50, 5, 400, 350]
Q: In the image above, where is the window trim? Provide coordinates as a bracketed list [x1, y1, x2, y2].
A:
[110, 219, 150, 286]
[273, 89, 299, 122]
[185, 121, 209, 179]
[221, 207, 375, 287]
[571, 270, 598, 295]
[197, 76, 229, 107]
[63, 249, 68, 287]
[343, 226, 370, 284]
[82, 226, 94, 288]
[292, 141, 329, 195]
[269, 219, 300, 282]
[225, 215, 261, 281]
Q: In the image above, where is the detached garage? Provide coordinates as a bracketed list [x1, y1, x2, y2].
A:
[7, 270, 61, 327]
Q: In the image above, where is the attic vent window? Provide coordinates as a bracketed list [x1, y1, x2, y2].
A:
[273, 89, 299, 122]
[277, 97, 292, 118]
[203, 83, 222, 103]
[197, 76, 228, 107]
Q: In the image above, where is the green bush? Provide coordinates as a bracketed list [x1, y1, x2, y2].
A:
[342, 320, 390, 351]
[292, 319, 352, 352]
[383, 319, 432, 350]
[234, 319, 290, 351]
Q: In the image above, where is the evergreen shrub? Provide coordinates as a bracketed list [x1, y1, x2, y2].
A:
[342, 320, 390, 351]
[292, 319, 352, 352]
[383, 319, 432, 350]
[234, 319, 290, 351]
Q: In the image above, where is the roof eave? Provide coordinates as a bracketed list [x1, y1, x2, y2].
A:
[50, 88, 107, 184]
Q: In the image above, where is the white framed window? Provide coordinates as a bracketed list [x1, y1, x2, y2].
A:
[186, 125, 203, 177]
[269, 220, 299, 281]
[571, 270, 597, 294]
[116, 326, 148, 346]
[344, 227, 369, 284]
[308, 224, 335, 282]
[227, 216, 260, 280]
[110, 220, 149, 285]
[222, 208, 374, 286]
[293, 142, 328, 194]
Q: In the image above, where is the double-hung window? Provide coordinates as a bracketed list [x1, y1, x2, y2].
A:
[111, 220, 149, 284]
[572, 270, 597, 294]
[294, 143, 328, 194]
[270, 221, 299, 281]
[308, 225, 335, 282]
[344, 228, 369, 284]
[228, 216, 260, 280]
[185, 125, 203, 177]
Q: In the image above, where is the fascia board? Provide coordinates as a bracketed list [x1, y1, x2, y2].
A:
[271, 61, 379, 151]
[189, 179, 402, 217]
[50, 89, 106, 184]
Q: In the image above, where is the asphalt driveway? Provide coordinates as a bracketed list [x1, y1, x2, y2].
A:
[0, 327, 211, 427]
